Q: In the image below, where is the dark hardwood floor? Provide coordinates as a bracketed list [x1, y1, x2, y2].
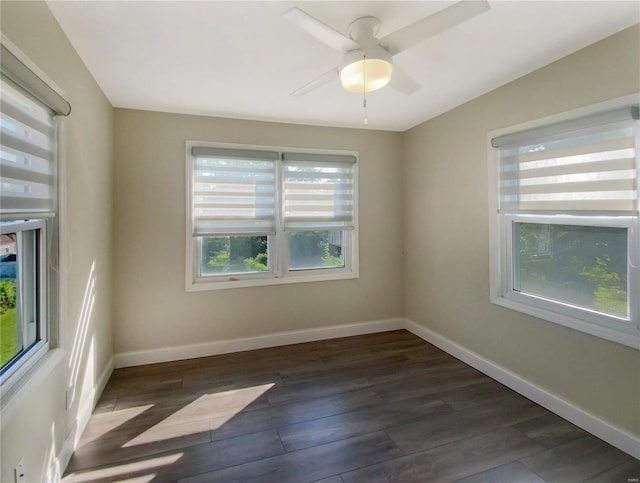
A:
[62, 330, 639, 482]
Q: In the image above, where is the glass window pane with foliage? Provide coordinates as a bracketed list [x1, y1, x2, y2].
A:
[289, 230, 345, 270]
[0, 234, 18, 367]
[200, 236, 269, 276]
[514, 223, 628, 318]
[1, 230, 39, 369]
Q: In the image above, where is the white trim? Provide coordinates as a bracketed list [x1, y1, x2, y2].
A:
[0, 220, 50, 390]
[500, 213, 639, 349]
[492, 297, 639, 350]
[114, 318, 403, 368]
[404, 319, 640, 459]
[58, 355, 114, 474]
[188, 269, 359, 291]
[56, 117, 67, 352]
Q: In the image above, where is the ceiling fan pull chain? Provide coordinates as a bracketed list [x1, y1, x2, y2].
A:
[363, 54, 368, 125]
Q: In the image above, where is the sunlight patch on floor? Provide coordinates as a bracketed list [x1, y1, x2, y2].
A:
[80, 404, 154, 443]
[63, 452, 183, 483]
[123, 383, 275, 447]
[115, 477, 157, 483]
[122, 419, 211, 447]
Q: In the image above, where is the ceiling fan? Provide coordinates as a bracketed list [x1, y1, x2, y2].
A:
[283, 0, 490, 96]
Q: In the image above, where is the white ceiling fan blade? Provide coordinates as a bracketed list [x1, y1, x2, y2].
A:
[283, 7, 359, 52]
[380, 0, 490, 55]
[290, 68, 338, 97]
[389, 65, 422, 95]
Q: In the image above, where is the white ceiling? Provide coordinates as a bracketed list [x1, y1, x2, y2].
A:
[47, 1, 639, 132]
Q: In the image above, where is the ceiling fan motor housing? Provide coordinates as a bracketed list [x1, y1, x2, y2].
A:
[347, 16, 381, 43]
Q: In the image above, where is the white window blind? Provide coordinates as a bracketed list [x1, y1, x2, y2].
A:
[282, 152, 356, 232]
[190, 147, 278, 236]
[0, 78, 57, 217]
[493, 107, 639, 214]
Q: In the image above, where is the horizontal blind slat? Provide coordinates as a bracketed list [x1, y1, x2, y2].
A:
[0, 163, 54, 186]
[282, 153, 356, 164]
[501, 180, 636, 197]
[283, 183, 353, 191]
[194, 169, 275, 177]
[1, 129, 53, 161]
[0, 100, 53, 136]
[283, 171, 353, 180]
[194, 203, 276, 210]
[285, 193, 353, 201]
[500, 197, 636, 212]
[1, 192, 54, 212]
[500, 157, 635, 181]
[284, 215, 353, 222]
[501, 169, 636, 189]
[194, 190, 274, 197]
[503, 148, 635, 175]
[193, 215, 276, 221]
[1, 144, 51, 173]
[500, 136, 633, 166]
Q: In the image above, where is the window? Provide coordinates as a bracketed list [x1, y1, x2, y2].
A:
[186, 144, 358, 290]
[0, 221, 46, 370]
[489, 103, 639, 348]
[0, 42, 70, 389]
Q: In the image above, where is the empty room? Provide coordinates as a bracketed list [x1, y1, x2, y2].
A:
[0, 1, 639, 482]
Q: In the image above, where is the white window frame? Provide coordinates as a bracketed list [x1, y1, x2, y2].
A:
[185, 142, 359, 291]
[502, 214, 638, 340]
[488, 95, 640, 349]
[0, 219, 49, 388]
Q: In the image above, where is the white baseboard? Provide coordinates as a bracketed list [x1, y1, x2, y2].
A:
[95, 355, 115, 406]
[107, 317, 640, 460]
[58, 355, 114, 475]
[404, 319, 640, 460]
[114, 318, 404, 368]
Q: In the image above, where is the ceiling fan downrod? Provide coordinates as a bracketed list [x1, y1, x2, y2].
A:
[363, 54, 368, 125]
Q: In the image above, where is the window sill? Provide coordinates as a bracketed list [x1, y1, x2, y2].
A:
[186, 269, 359, 292]
[0, 348, 65, 429]
[491, 295, 640, 350]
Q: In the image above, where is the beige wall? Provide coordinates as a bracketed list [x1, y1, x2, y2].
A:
[113, 110, 404, 353]
[403, 25, 640, 435]
[0, 2, 114, 481]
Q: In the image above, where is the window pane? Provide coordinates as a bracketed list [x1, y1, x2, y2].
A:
[1, 229, 39, 370]
[200, 236, 268, 276]
[514, 223, 628, 318]
[0, 235, 18, 367]
[288, 230, 345, 270]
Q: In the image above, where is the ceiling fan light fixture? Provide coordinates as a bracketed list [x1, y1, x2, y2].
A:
[339, 49, 392, 93]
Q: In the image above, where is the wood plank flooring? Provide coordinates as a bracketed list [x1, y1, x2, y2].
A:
[62, 330, 639, 482]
